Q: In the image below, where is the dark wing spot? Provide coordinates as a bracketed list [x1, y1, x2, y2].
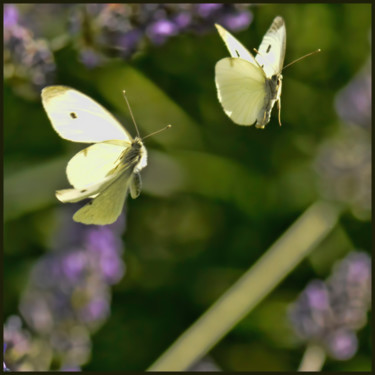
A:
[266, 44, 271, 53]
[80, 189, 87, 193]
[70, 112, 78, 119]
[235, 50, 240, 57]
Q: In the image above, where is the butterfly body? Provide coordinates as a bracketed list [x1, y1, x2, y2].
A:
[215, 16, 286, 128]
[41, 85, 148, 225]
[257, 73, 283, 129]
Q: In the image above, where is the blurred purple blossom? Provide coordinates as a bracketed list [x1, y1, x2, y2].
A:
[317, 56, 372, 220]
[218, 9, 253, 31]
[3, 4, 19, 28]
[3, 4, 56, 99]
[196, 4, 223, 18]
[6, 207, 127, 370]
[335, 59, 371, 130]
[67, 3, 253, 67]
[4, 4, 253, 77]
[288, 251, 371, 361]
[3, 315, 39, 371]
[147, 19, 179, 45]
[314, 125, 371, 221]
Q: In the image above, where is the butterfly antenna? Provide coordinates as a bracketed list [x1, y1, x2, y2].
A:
[142, 124, 172, 141]
[122, 90, 140, 138]
[282, 49, 321, 71]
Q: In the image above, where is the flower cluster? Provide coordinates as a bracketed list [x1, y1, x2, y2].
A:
[288, 251, 371, 361]
[3, 4, 56, 99]
[314, 125, 371, 221]
[315, 57, 371, 221]
[335, 59, 371, 130]
[4, 207, 126, 371]
[4, 4, 253, 94]
[67, 3, 253, 67]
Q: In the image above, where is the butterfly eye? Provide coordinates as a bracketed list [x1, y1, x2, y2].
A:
[70, 112, 77, 119]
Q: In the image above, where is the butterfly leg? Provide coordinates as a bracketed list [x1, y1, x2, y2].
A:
[277, 99, 282, 126]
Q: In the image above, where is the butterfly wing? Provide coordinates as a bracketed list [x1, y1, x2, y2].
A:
[215, 57, 266, 126]
[41, 86, 131, 143]
[72, 169, 134, 225]
[255, 16, 286, 77]
[215, 24, 258, 66]
[55, 175, 113, 203]
[66, 140, 131, 189]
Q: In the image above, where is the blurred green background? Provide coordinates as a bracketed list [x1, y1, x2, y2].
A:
[4, 3, 371, 371]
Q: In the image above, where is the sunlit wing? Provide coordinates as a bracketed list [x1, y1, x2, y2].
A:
[66, 140, 131, 189]
[215, 23, 258, 66]
[255, 16, 286, 77]
[41, 86, 131, 143]
[72, 170, 134, 225]
[215, 57, 266, 126]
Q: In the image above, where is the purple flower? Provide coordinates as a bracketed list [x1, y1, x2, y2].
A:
[3, 5, 56, 97]
[3, 4, 19, 29]
[289, 251, 371, 361]
[314, 125, 371, 221]
[79, 297, 110, 323]
[16, 207, 126, 369]
[172, 12, 192, 31]
[66, 4, 253, 67]
[147, 19, 179, 45]
[219, 10, 253, 32]
[326, 329, 358, 361]
[196, 4, 223, 18]
[335, 59, 371, 129]
[79, 49, 103, 69]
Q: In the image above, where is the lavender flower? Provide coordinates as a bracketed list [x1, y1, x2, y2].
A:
[3, 4, 56, 98]
[13, 206, 126, 370]
[316, 56, 371, 220]
[335, 59, 371, 130]
[5, 4, 253, 74]
[314, 125, 371, 221]
[68, 4, 253, 67]
[288, 251, 371, 361]
[3, 315, 38, 371]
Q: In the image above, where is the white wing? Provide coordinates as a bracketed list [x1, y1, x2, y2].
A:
[66, 140, 131, 189]
[255, 16, 286, 77]
[215, 57, 266, 126]
[41, 86, 131, 143]
[55, 173, 116, 203]
[215, 24, 258, 66]
[72, 170, 134, 225]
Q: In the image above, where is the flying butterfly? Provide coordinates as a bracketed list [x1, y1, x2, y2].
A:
[41, 86, 171, 225]
[215, 16, 320, 129]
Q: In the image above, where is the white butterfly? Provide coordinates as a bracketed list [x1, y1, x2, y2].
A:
[42, 86, 167, 225]
[215, 16, 286, 129]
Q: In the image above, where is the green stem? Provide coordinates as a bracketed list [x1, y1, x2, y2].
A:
[298, 344, 326, 371]
[147, 200, 342, 371]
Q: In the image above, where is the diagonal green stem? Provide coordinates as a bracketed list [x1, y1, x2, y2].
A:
[298, 344, 326, 371]
[147, 200, 342, 371]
